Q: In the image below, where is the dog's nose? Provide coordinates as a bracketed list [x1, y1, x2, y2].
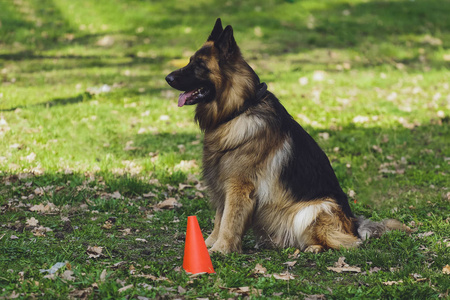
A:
[165, 74, 175, 85]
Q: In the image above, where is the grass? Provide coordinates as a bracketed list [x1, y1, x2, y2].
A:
[0, 0, 449, 298]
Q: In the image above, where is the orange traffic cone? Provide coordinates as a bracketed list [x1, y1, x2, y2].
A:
[182, 216, 215, 274]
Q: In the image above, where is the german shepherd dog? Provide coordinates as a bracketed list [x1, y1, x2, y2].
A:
[166, 19, 408, 254]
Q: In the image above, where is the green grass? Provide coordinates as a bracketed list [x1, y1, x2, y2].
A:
[1, 0, 449, 298]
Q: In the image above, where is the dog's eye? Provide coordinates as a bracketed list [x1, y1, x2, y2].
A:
[196, 60, 208, 70]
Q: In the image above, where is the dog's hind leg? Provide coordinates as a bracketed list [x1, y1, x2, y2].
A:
[205, 209, 222, 247]
[209, 179, 255, 254]
[306, 208, 360, 251]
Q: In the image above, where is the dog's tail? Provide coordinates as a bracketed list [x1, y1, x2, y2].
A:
[355, 216, 412, 241]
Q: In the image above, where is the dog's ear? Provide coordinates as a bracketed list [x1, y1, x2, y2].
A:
[207, 18, 223, 42]
[215, 25, 237, 60]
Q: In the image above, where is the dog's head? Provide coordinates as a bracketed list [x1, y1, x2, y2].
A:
[165, 18, 244, 107]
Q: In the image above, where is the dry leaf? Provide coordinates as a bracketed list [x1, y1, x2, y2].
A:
[417, 231, 434, 238]
[62, 270, 75, 281]
[271, 272, 296, 280]
[118, 284, 133, 293]
[32, 226, 52, 237]
[283, 261, 297, 267]
[110, 191, 122, 199]
[327, 266, 361, 273]
[101, 220, 113, 229]
[142, 192, 157, 198]
[30, 202, 58, 213]
[178, 183, 192, 190]
[227, 286, 262, 296]
[135, 238, 148, 243]
[253, 263, 267, 274]
[69, 287, 93, 299]
[410, 273, 427, 282]
[87, 246, 104, 258]
[304, 295, 326, 300]
[289, 249, 301, 259]
[26, 217, 39, 226]
[120, 228, 131, 236]
[443, 265, 450, 274]
[100, 269, 107, 282]
[156, 198, 182, 209]
[327, 256, 361, 273]
[383, 280, 403, 285]
[133, 274, 157, 280]
[174, 160, 197, 171]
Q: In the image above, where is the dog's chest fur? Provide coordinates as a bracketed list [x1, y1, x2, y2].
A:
[201, 107, 289, 211]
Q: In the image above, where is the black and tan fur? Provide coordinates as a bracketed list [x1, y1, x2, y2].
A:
[166, 19, 409, 254]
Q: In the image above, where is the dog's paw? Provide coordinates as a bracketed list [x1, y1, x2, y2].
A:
[208, 239, 241, 254]
[205, 235, 216, 248]
[304, 245, 324, 253]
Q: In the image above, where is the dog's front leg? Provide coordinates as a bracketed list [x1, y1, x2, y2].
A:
[209, 179, 255, 254]
[205, 209, 222, 247]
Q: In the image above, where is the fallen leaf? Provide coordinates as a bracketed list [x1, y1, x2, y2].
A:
[101, 220, 113, 229]
[327, 256, 361, 273]
[327, 266, 361, 273]
[289, 249, 301, 259]
[283, 261, 297, 267]
[32, 226, 53, 237]
[87, 246, 104, 258]
[62, 270, 75, 281]
[174, 159, 197, 171]
[178, 183, 192, 190]
[253, 263, 267, 274]
[110, 191, 122, 199]
[383, 280, 403, 285]
[443, 265, 450, 274]
[120, 228, 131, 236]
[26, 217, 39, 227]
[417, 231, 434, 238]
[69, 287, 93, 299]
[271, 272, 296, 280]
[30, 202, 58, 213]
[129, 265, 136, 275]
[132, 274, 157, 280]
[6, 291, 20, 299]
[135, 238, 147, 243]
[99, 269, 107, 282]
[410, 273, 427, 282]
[156, 198, 182, 209]
[142, 192, 157, 198]
[10, 235, 19, 240]
[227, 286, 262, 296]
[304, 294, 326, 300]
[96, 36, 114, 47]
[118, 284, 133, 293]
[318, 132, 330, 140]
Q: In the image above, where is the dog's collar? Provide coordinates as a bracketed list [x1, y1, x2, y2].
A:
[218, 82, 267, 127]
[255, 82, 267, 101]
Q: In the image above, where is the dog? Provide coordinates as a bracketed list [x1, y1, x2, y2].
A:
[166, 18, 408, 254]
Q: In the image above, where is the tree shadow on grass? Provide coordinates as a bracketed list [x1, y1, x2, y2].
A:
[2, 0, 449, 65]
[0, 93, 93, 112]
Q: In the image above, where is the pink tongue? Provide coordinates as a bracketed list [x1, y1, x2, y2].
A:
[178, 90, 195, 107]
